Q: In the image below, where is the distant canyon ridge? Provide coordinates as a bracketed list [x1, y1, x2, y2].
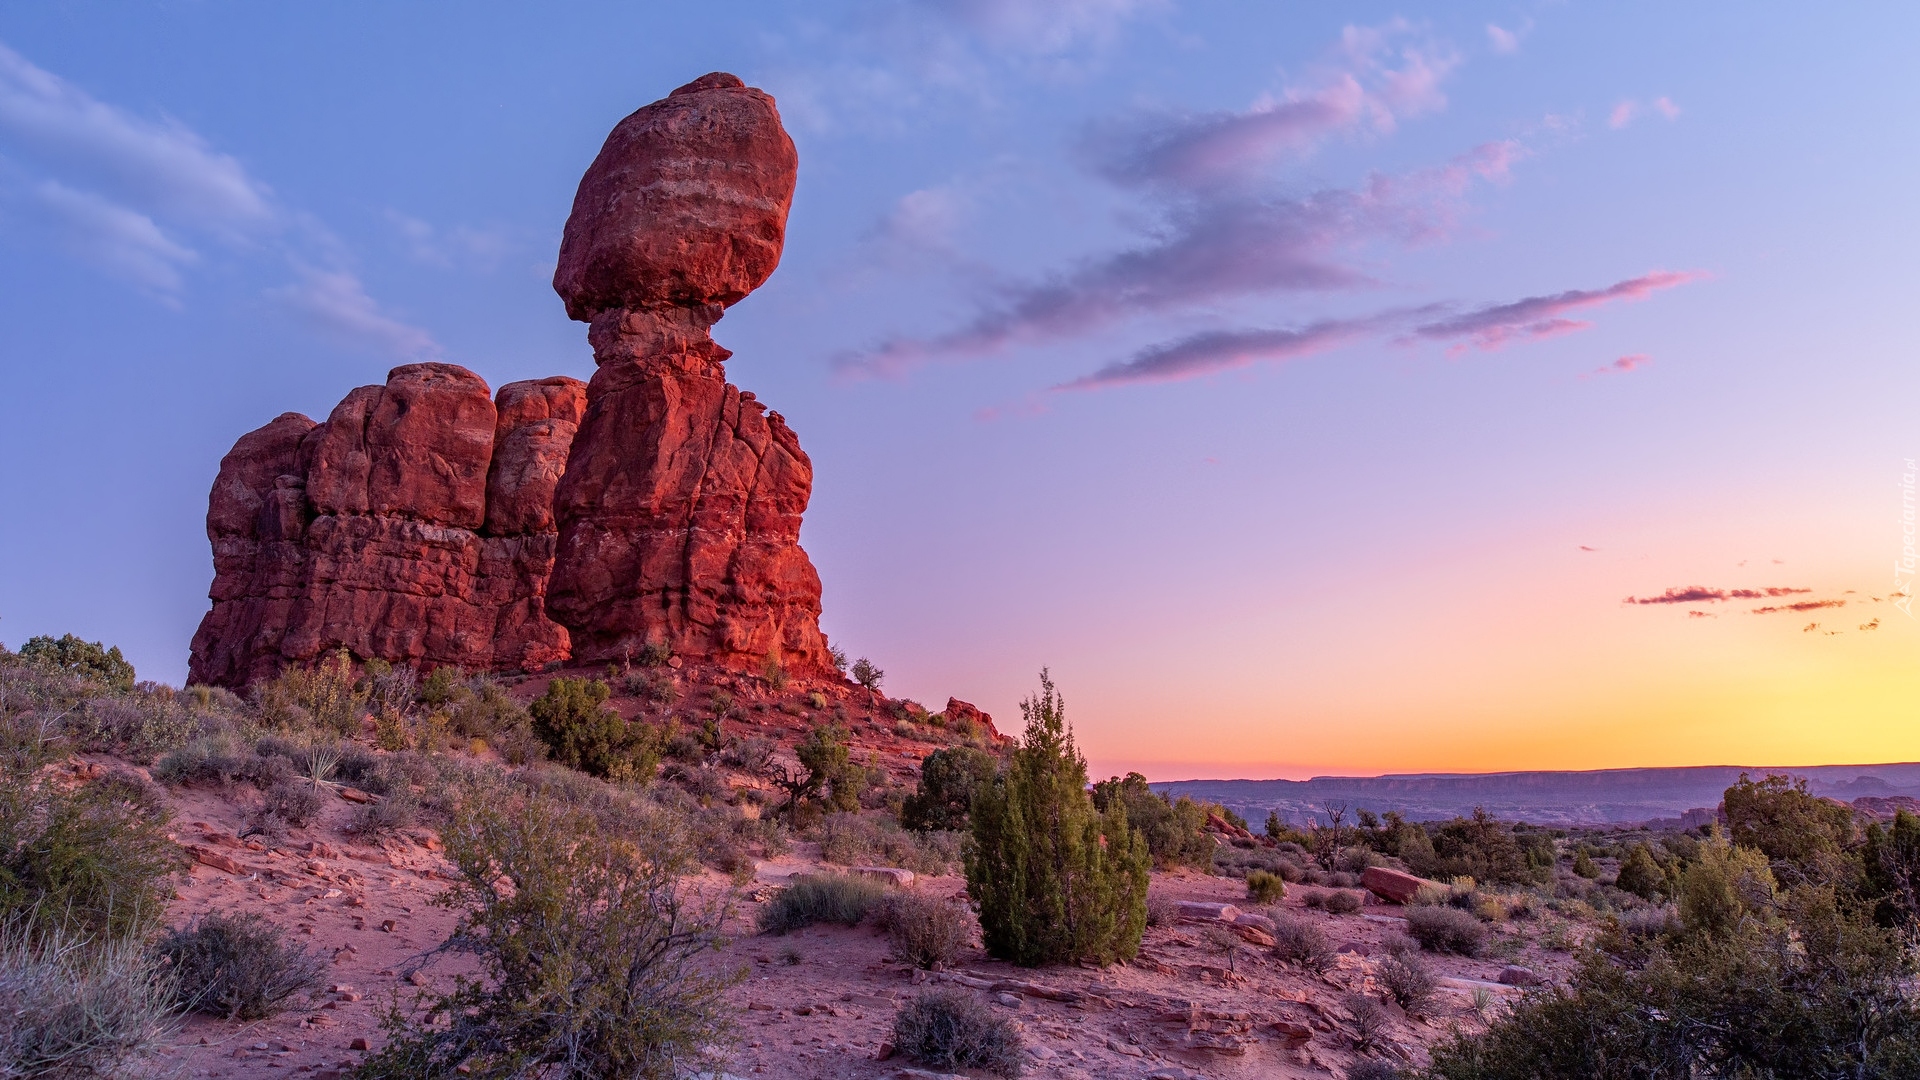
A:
[189, 73, 829, 688]
[1157, 762, 1920, 828]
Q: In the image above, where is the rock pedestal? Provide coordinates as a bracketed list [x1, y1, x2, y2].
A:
[188, 72, 831, 686]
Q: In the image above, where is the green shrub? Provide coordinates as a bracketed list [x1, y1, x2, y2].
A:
[901, 746, 999, 832]
[357, 795, 737, 1080]
[756, 873, 887, 935]
[1571, 849, 1599, 879]
[253, 650, 365, 734]
[528, 678, 659, 782]
[892, 989, 1024, 1077]
[18, 635, 135, 691]
[1405, 905, 1487, 956]
[0, 761, 181, 942]
[1613, 844, 1666, 900]
[154, 912, 324, 1020]
[1246, 870, 1286, 904]
[967, 672, 1148, 967]
[1090, 773, 1215, 870]
[0, 926, 179, 1079]
[1422, 893, 1920, 1079]
[153, 736, 257, 788]
[877, 892, 973, 970]
[1271, 915, 1334, 973]
[1723, 773, 1859, 889]
[1412, 809, 1542, 887]
[1145, 893, 1181, 928]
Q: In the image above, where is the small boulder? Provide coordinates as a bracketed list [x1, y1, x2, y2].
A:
[1499, 965, 1545, 987]
[1177, 901, 1241, 923]
[850, 866, 915, 887]
[1362, 865, 1438, 905]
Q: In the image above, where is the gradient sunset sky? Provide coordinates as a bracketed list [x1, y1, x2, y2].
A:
[0, 2, 1914, 780]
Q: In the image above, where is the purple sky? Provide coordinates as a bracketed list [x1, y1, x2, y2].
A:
[0, 2, 1914, 777]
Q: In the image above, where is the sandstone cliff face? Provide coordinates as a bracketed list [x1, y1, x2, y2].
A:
[189, 71, 831, 686]
[547, 72, 830, 674]
[187, 368, 583, 688]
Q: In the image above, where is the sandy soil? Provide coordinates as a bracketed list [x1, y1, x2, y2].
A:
[90, 746, 1575, 1080]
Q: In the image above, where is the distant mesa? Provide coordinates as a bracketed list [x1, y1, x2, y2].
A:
[188, 73, 830, 687]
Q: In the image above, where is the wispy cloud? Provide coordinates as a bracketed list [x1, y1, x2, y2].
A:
[1406, 271, 1699, 355]
[1753, 599, 1846, 615]
[1588, 353, 1651, 377]
[31, 179, 197, 294]
[1055, 317, 1377, 390]
[837, 24, 1499, 379]
[1624, 585, 1812, 605]
[269, 265, 439, 359]
[1485, 21, 1529, 54]
[1053, 264, 1687, 392]
[0, 39, 435, 356]
[928, 0, 1163, 56]
[1610, 96, 1681, 129]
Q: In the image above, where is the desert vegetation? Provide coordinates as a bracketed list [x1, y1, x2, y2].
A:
[965, 671, 1149, 966]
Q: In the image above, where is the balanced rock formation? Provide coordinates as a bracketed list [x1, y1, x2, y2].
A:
[546, 71, 829, 674]
[189, 72, 830, 686]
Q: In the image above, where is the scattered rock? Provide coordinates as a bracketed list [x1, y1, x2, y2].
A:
[1362, 865, 1440, 905]
[337, 787, 374, 804]
[1176, 901, 1241, 923]
[849, 867, 915, 888]
[1499, 965, 1545, 987]
[184, 844, 245, 875]
[348, 1039, 371, 1052]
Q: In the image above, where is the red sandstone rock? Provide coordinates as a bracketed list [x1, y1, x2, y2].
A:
[547, 73, 831, 674]
[190, 72, 833, 687]
[188, 365, 576, 688]
[486, 377, 587, 536]
[553, 72, 798, 320]
[1361, 865, 1438, 905]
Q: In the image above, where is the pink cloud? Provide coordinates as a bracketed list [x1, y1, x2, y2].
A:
[1053, 317, 1376, 391]
[1609, 100, 1639, 129]
[1652, 96, 1681, 120]
[1408, 270, 1701, 354]
[1589, 353, 1651, 377]
[1486, 23, 1522, 54]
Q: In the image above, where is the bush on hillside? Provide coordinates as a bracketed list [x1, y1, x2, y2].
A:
[967, 672, 1149, 967]
[1270, 915, 1335, 974]
[1090, 772, 1215, 870]
[901, 746, 999, 832]
[0, 927, 178, 1080]
[876, 891, 973, 970]
[1377, 946, 1438, 1013]
[1405, 905, 1487, 956]
[1613, 844, 1667, 900]
[756, 873, 888, 935]
[17, 634, 136, 691]
[356, 795, 737, 1080]
[155, 912, 324, 1020]
[1246, 870, 1287, 904]
[0, 759, 181, 942]
[892, 989, 1024, 1077]
[819, 812, 960, 874]
[528, 678, 659, 782]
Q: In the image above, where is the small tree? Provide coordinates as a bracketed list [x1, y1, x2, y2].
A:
[766, 723, 862, 826]
[850, 658, 883, 691]
[1614, 844, 1666, 900]
[902, 746, 999, 832]
[966, 671, 1148, 967]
